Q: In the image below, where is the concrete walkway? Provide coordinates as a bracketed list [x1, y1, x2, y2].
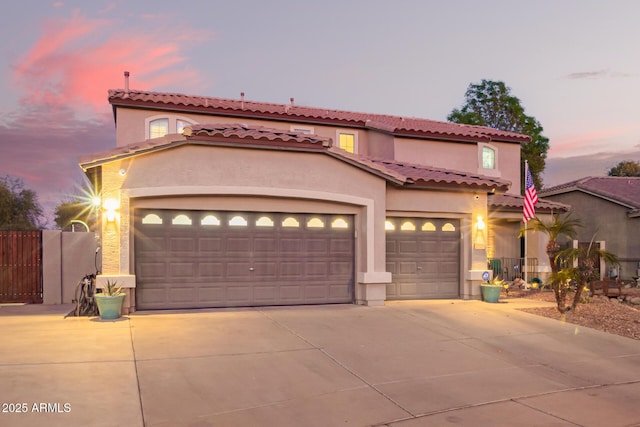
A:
[1, 298, 640, 426]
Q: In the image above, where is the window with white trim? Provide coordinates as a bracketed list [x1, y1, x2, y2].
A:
[478, 143, 500, 177]
[146, 115, 196, 139]
[336, 130, 358, 153]
[149, 119, 169, 139]
[482, 146, 496, 169]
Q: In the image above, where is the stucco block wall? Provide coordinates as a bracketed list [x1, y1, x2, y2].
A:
[42, 230, 97, 304]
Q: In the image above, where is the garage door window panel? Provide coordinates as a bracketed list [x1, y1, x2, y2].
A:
[142, 213, 163, 225]
[201, 215, 220, 226]
[229, 215, 248, 226]
[256, 216, 274, 227]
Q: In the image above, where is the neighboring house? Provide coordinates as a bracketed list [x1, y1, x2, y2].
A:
[79, 74, 565, 312]
[540, 177, 640, 280]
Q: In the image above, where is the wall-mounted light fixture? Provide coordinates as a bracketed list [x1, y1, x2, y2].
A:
[103, 198, 119, 222]
[474, 215, 486, 249]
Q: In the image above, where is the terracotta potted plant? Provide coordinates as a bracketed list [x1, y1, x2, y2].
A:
[94, 280, 125, 320]
[481, 276, 505, 303]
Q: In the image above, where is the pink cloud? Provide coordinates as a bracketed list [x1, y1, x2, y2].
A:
[549, 125, 640, 157]
[3, 10, 212, 226]
[12, 10, 210, 116]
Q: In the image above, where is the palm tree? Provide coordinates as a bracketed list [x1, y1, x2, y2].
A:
[556, 236, 619, 311]
[522, 212, 582, 313]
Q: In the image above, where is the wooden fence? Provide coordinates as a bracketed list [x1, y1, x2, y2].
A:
[0, 231, 43, 303]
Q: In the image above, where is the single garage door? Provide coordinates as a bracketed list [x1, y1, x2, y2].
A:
[385, 217, 460, 299]
[134, 209, 354, 309]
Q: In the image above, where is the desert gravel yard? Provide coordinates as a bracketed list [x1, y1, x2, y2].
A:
[512, 288, 640, 341]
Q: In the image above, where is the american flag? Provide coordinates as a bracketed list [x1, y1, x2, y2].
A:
[523, 164, 538, 222]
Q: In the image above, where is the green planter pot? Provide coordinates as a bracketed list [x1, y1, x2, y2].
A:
[95, 294, 125, 319]
[480, 285, 502, 303]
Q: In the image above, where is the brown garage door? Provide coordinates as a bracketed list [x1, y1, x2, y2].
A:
[385, 218, 460, 299]
[134, 209, 354, 309]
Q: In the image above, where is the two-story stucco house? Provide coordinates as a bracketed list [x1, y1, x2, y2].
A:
[80, 74, 565, 312]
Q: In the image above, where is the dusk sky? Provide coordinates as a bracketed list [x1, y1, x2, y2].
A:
[2, 0, 640, 226]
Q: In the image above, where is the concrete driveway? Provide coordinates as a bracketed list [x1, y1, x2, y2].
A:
[2, 298, 640, 427]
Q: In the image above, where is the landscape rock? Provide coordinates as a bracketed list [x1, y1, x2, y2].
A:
[630, 297, 640, 305]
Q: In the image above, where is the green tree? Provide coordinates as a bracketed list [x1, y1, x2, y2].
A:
[448, 79, 550, 190]
[0, 175, 43, 230]
[54, 200, 96, 231]
[607, 160, 640, 177]
[54, 188, 100, 231]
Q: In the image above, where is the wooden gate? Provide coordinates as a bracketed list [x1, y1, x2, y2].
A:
[0, 231, 43, 303]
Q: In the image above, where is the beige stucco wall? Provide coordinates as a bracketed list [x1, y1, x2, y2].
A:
[98, 143, 391, 306]
[394, 138, 521, 195]
[113, 108, 521, 194]
[114, 107, 364, 148]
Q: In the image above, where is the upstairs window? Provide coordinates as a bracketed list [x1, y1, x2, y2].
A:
[177, 119, 190, 135]
[482, 146, 496, 169]
[150, 119, 169, 139]
[337, 131, 357, 153]
[478, 143, 500, 177]
[146, 116, 196, 140]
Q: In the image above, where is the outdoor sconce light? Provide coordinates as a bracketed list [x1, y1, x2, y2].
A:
[474, 215, 486, 249]
[103, 198, 119, 223]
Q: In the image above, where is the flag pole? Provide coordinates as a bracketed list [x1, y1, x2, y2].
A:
[524, 160, 528, 284]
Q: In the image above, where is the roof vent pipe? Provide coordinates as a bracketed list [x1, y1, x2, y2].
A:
[290, 97, 294, 107]
[240, 92, 245, 109]
[124, 71, 130, 95]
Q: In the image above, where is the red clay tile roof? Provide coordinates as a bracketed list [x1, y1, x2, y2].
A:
[108, 89, 530, 144]
[184, 123, 332, 147]
[489, 193, 570, 212]
[540, 177, 640, 210]
[79, 123, 510, 192]
[370, 159, 511, 192]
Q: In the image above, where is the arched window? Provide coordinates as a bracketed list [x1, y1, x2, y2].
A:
[229, 215, 248, 226]
[172, 214, 192, 225]
[331, 218, 349, 229]
[149, 119, 169, 139]
[201, 215, 220, 226]
[307, 217, 325, 228]
[400, 221, 416, 231]
[442, 223, 456, 232]
[146, 115, 196, 139]
[282, 217, 300, 228]
[256, 216, 274, 227]
[142, 213, 163, 225]
[421, 222, 436, 231]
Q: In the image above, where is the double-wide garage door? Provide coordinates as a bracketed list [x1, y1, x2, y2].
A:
[386, 217, 460, 299]
[134, 209, 354, 310]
